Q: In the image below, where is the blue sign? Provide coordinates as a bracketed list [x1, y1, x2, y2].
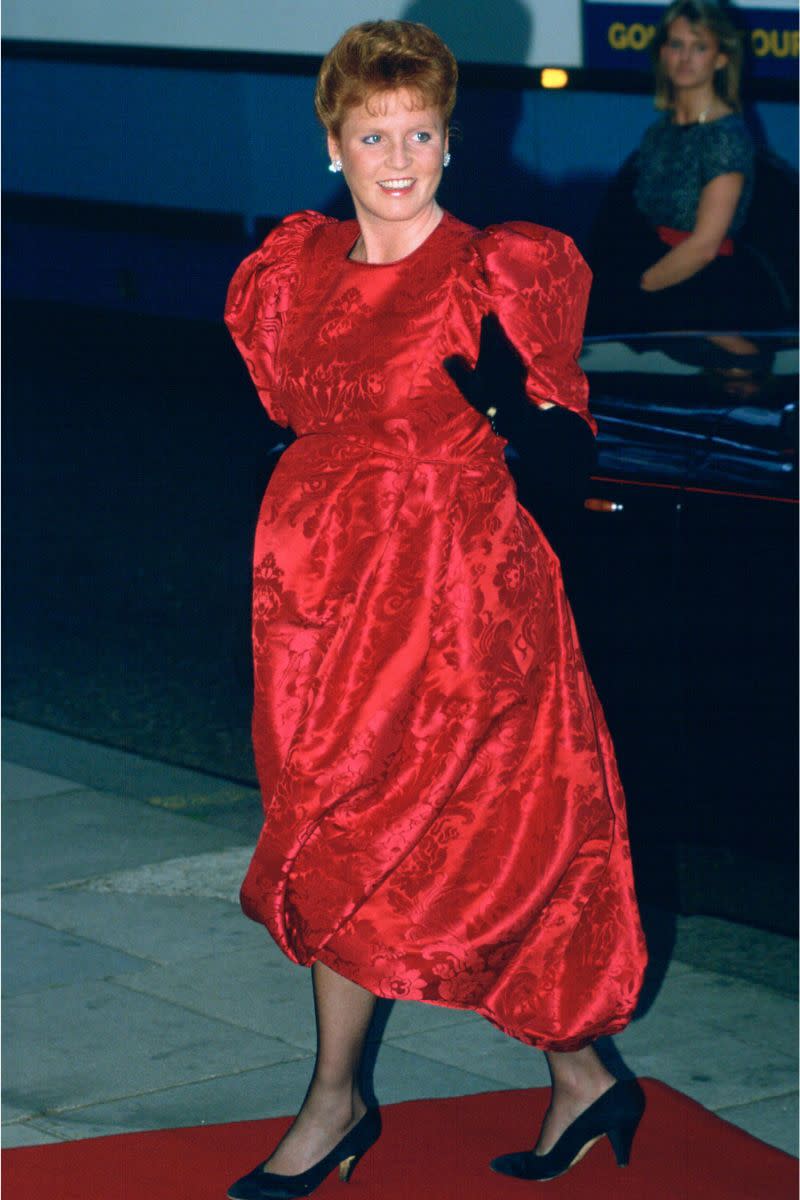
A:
[583, 1, 798, 79]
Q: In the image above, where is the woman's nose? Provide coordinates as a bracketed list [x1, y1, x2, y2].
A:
[385, 139, 411, 168]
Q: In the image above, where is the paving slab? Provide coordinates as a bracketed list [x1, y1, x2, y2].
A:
[1, 718, 252, 805]
[369, 996, 480, 1043]
[2, 889, 264, 965]
[1, 1097, 40, 1126]
[113, 949, 317, 1049]
[2, 978, 308, 1119]
[716, 1091, 799, 1157]
[2, 913, 147, 996]
[367, 1043, 514, 1105]
[671, 914, 798, 997]
[384, 1015, 552, 1090]
[613, 1026, 797, 1113]
[604, 960, 795, 1063]
[609, 993, 719, 1057]
[380, 962, 748, 1091]
[67, 846, 252, 904]
[16, 1049, 504, 1145]
[1, 762, 78, 801]
[113, 950, 483, 1054]
[1, 1121, 62, 1148]
[2, 788, 248, 893]
[627, 967, 796, 1058]
[5, 1062, 311, 1144]
[608, 952, 694, 1028]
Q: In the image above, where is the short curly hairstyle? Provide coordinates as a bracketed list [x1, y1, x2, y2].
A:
[315, 20, 458, 136]
[652, 0, 744, 111]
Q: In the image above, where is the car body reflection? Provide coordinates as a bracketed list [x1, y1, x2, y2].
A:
[582, 332, 797, 496]
[527, 330, 797, 932]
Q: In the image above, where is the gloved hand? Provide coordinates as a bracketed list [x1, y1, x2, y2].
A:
[444, 313, 596, 515]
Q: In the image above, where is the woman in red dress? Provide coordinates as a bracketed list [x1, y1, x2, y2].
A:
[224, 20, 647, 1197]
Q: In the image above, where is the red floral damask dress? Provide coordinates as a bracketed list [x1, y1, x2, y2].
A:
[225, 209, 647, 1050]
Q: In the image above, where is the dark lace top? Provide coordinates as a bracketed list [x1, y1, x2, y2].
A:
[634, 113, 754, 234]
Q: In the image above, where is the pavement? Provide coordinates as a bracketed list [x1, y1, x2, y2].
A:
[2, 716, 797, 1160]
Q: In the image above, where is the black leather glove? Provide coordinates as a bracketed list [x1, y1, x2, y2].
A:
[444, 314, 596, 517]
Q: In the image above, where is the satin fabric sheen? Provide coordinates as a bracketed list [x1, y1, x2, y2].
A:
[225, 210, 647, 1049]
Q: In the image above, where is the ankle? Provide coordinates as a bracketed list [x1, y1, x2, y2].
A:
[550, 1069, 615, 1108]
[303, 1078, 361, 1125]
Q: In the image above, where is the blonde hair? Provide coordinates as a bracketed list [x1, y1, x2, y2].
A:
[652, 0, 744, 111]
[315, 20, 458, 136]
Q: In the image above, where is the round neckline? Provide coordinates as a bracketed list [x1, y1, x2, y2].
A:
[342, 211, 450, 268]
[669, 111, 736, 130]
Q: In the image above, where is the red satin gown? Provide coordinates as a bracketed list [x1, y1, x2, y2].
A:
[225, 209, 647, 1050]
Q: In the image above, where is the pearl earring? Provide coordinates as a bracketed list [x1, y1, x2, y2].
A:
[328, 158, 343, 174]
[443, 152, 451, 168]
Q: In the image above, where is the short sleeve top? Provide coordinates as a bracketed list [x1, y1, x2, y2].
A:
[633, 113, 754, 234]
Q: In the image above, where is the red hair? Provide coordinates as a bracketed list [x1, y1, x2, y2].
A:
[315, 20, 458, 135]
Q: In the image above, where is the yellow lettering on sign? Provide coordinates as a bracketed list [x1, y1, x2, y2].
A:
[628, 23, 647, 50]
[751, 27, 799, 58]
[773, 29, 792, 57]
[607, 21, 656, 51]
[608, 21, 626, 50]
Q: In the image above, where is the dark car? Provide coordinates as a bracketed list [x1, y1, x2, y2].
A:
[531, 331, 797, 933]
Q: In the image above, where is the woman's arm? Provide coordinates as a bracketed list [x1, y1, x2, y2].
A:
[640, 171, 745, 292]
[444, 314, 596, 498]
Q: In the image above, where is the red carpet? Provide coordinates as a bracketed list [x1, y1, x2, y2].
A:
[3, 1080, 796, 1200]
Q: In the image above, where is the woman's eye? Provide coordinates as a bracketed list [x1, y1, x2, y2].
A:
[412, 131, 432, 143]
[363, 134, 381, 145]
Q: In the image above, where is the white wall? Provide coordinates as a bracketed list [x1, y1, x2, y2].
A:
[1, 0, 584, 66]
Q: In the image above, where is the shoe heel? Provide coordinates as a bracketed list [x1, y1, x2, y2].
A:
[607, 1119, 639, 1167]
[338, 1153, 357, 1182]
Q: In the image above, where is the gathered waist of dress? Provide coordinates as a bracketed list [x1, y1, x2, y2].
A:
[656, 224, 734, 256]
[290, 430, 506, 472]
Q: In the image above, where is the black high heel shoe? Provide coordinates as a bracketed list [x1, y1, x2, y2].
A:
[490, 1078, 645, 1182]
[227, 1107, 381, 1199]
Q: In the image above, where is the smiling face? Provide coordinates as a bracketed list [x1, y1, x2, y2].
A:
[328, 88, 448, 230]
[660, 16, 728, 91]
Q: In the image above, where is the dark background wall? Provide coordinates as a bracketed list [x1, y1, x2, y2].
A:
[2, 51, 797, 318]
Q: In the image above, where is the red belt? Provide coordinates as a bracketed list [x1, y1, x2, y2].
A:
[656, 225, 734, 256]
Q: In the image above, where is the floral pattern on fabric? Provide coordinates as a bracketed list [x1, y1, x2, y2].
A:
[224, 210, 647, 1050]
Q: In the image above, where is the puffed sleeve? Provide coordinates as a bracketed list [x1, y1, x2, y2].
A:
[476, 222, 595, 433]
[224, 210, 330, 427]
